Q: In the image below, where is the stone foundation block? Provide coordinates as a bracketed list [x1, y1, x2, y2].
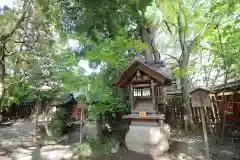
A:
[125, 122, 170, 155]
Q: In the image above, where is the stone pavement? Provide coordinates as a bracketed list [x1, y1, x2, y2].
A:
[0, 119, 74, 160]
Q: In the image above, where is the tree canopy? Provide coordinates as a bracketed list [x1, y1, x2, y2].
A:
[0, 0, 239, 122]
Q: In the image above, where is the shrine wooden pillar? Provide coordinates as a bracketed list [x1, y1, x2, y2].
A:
[151, 80, 156, 111]
[130, 84, 134, 110]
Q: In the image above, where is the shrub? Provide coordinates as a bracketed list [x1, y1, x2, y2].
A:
[73, 136, 118, 158]
[48, 107, 69, 137]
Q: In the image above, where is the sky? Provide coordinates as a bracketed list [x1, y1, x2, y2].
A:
[0, 0, 14, 7]
[68, 39, 100, 75]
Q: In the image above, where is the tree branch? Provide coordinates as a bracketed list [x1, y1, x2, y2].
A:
[187, 0, 198, 18]
[163, 21, 174, 35]
[3, 74, 29, 93]
[0, 0, 32, 42]
[164, 53, 180, 65]
[3, 44, 16, 57]
[200, 45, 218, 52]
[163, 20, 178, 28]
[187, 35, 199, 54]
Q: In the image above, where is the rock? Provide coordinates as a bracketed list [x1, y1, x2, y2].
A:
[60, 135, 68, 141]
[85, 123, 98, 139]
[149, 128, 168, 145]
[44, 140, 57, 145]
[150, 140, 169, 156]
[115, 143, 120, 151]
[125, 122, 170, 155]
[111, 142, 120, 153]
[111, 147, 118, 153]
[160, 123, 171, 140]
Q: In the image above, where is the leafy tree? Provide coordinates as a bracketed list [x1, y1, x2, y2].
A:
[201, 0, 240, 144]
[0, 0, 56, 106]
[156, 0, 214, 131]
[85, 33, 143, 119]
[158, 0, 239, 132]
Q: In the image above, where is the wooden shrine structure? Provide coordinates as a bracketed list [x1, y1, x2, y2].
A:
[190, 87, 212, 160]
[190, 88, 219, 125]
[114, 58, 171, 124]
[213, 80, 240, 128]
[114, 54, 172, 155]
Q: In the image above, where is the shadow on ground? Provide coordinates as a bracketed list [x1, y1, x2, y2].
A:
[87, 128, 239, 160]
[0, 120, 239, 160]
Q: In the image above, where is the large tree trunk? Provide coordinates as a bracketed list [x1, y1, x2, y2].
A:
[43, 101, 52, 136]
[139, 25, 160, 62]
[180, 76, 195, 131]
[178, 2, 195, 132]
[179, 42, 194, 131]
[0, 46, 5, 108]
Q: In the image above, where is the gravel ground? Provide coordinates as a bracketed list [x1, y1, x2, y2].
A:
[0, 119, 73, 160]
[0, 120, 239, 160]
[89, 129, 239, 160]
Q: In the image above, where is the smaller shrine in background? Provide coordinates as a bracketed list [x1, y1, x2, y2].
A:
[114, 51, 171, 155]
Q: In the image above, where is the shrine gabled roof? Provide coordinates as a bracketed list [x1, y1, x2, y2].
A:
[114, 60, 172, 88]
[190, 87, 214, 94]
[212, 79, 240, 91]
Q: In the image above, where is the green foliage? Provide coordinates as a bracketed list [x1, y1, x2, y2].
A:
[87, 68, 130, 119]
[40, 0, 153, 39]
[2, 39, 88, 107]
[158, 0, 240, 87]
[84, 31, 143, 119]
[201, 1, 240, 80]
[0, 1, 88, 110]
[2, 0, 239, 125]
[48, 107, 69, 137]
[79, 31, 143, 66]
[73, 136, 118, 158]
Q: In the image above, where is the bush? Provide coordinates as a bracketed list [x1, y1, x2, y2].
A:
[73, 143, 93, 158]
[73, 136, 118, 158]
[48, 107, 69, 137]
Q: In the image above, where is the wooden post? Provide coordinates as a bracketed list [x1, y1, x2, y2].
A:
[79, 101, 84, 144]
[33, 100, 41, 143]
[210, 95, 217, 124]
[197, 108, 201, 122]
[130, 84, 134, 110]
[173, 105, 177, 120]
[151, 80, 156, 111]
[200, 107, 210, 160]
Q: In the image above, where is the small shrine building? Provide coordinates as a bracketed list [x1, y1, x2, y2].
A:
[114, 53, 172, 155]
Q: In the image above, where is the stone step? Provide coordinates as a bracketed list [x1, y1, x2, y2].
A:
[134, 108, 155, 111]
[131, 110, 156, 113]
[135, 104, 153, 108]
[134, 107, 154, 110]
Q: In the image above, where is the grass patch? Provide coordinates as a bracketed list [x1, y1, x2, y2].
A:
[73, 136, 118, 159]
[37, 135, 61, 146]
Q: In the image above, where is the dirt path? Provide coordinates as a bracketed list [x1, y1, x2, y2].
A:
[0, 120, 238, 160]
[89, 129, 238, 160]
[0, 119, 73, 160]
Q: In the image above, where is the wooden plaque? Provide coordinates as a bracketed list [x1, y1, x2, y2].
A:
[139, 112, 147, 117]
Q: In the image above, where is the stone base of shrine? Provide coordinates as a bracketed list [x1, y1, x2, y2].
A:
[125, 122, 170, 155]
